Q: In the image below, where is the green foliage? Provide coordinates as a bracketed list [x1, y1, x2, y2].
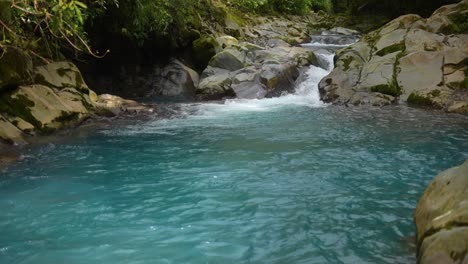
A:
[231, 0, 332, 15]
[0, 0, 107, 60]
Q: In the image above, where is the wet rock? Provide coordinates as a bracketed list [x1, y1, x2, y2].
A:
[319, 0, 468, 113]
[415, 161, 468, 264]
[95, 94, 151, 116]
[196, 39, 317, 100]
[196, 72, 234, 100]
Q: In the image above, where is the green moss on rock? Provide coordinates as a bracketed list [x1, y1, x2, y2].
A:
[376, 42, 406, 57]
[407, 92, 442, 109]
[0, 92, 41, 129]
[341, 56, 354, 71]
[53, 111, 80, 124]
[370, 81, 402, 97]
[192, 35, 220, 69]
[446, 12, 468, 34]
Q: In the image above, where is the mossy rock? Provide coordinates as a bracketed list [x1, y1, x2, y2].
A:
[192, 35, 220, 70]
[0, 48, 33, 93]
[407, 92, 443, 109]
[375, 42, 406, 57]
[34, 61, 89, 93]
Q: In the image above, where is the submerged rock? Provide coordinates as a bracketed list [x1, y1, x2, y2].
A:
[319, 0, 468, 113]
[415, 161, 468, 264]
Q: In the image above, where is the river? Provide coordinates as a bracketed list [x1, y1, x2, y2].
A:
[0, 39, 467, 264]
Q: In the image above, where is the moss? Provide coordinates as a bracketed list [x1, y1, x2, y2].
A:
[56, 68, 68, 77]
[429, 89, 441, 97]
[446, 12, 468, 34]
[407, 93, 442, 109]
[192, 35, 220, 69]
[0, 92, 42, 129]
[376, 42, 405, 57]
[370, 81, 401, 97]
[447, 78, 468, 90]
[341, 56, 354, 71]
[53, 111, 80, 124]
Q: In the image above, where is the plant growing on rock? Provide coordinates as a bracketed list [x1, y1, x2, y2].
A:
[0, 0, 108, 62]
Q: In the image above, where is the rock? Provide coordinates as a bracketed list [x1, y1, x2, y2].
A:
[374, 29, 407, 56]
[8, 117, 34, 133]
[260, 63, 299, 96]
[0, 48, 33, 92]
[0, 114, 26, 144]
[34, 61, 97, 103]
[320, 0, 468, 113]
[149, 60, 199, 98]
[95, 94, 149, 116]
[348, 92, 395, 106]
[415, 161, 468, 264]
[397, 52, 444, 101]
[216, 36, 239, 49]
[231, 67, 266, 99]
[208, 50, 245, 71]
[192, 35, 220, 69]
[405, 29, 445, 53]
[419, 227, 468, 264]
[379, 14, 422, 36]
[196, 72, 234, 100]
[0, 85, 91, 132]
[34, 61, 88, 92]
[197, 40, 318, 101]
[447, 101, 468, 114]
[357, 52, 400, 95]
[327, 27, 361, 36]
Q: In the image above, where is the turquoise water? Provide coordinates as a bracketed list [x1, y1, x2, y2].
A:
[0, 102, 467, 263]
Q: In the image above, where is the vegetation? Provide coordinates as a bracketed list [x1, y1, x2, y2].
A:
[0, 0, 461, 66]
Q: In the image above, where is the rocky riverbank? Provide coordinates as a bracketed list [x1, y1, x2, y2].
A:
[319, 0, 468, 114]
[415, 161, 468, 264]
[0, 11, 327, 157]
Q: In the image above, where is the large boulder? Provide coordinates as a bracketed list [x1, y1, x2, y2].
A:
[208, 50, 245, 71]
[415, 161, 468, 264]
[148, 60, 199, 98]
[319, 0, 468, 113]
[0, 84, 91, 133]
[34, 61, 97, 103]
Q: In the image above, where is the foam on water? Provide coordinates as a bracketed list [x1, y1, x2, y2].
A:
[193, 52, 332, 115]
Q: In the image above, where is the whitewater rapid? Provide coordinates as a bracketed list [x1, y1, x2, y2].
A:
[188, 52, 334, 118]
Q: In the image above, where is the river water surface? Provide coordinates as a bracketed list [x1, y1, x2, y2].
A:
[0, 45, 467, 264]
